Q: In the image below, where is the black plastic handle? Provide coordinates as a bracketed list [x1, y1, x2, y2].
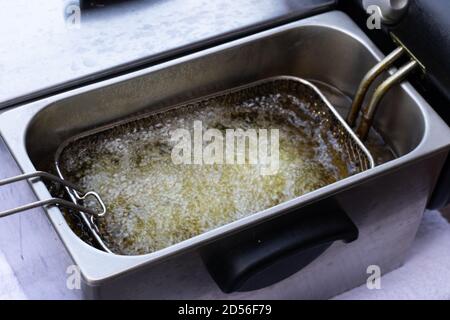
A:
[201, 199, 358, 293]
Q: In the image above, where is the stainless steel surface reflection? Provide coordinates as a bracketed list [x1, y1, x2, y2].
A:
[0, 0, 335, 109]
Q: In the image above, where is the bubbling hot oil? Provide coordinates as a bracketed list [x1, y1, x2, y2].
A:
[59, 90, 369, 255]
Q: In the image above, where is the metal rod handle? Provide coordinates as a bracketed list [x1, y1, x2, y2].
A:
[0, 198, 100, 218]
[356, 60, 419, 140]
[0, 171, 106, 218]
[347, 46, 405, 127]
[0, 171, 82, 192]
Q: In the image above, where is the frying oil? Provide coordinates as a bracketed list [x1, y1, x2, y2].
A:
[59, 83, 382, 255]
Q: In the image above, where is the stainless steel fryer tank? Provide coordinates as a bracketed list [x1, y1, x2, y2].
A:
[1, 11, 450, 299]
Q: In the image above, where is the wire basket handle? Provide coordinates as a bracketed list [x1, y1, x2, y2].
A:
[0, 171, 106, 218]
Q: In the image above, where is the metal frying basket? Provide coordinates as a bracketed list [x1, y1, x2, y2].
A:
[52, 76, 375, 253]
[1, 76, 375, 254]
